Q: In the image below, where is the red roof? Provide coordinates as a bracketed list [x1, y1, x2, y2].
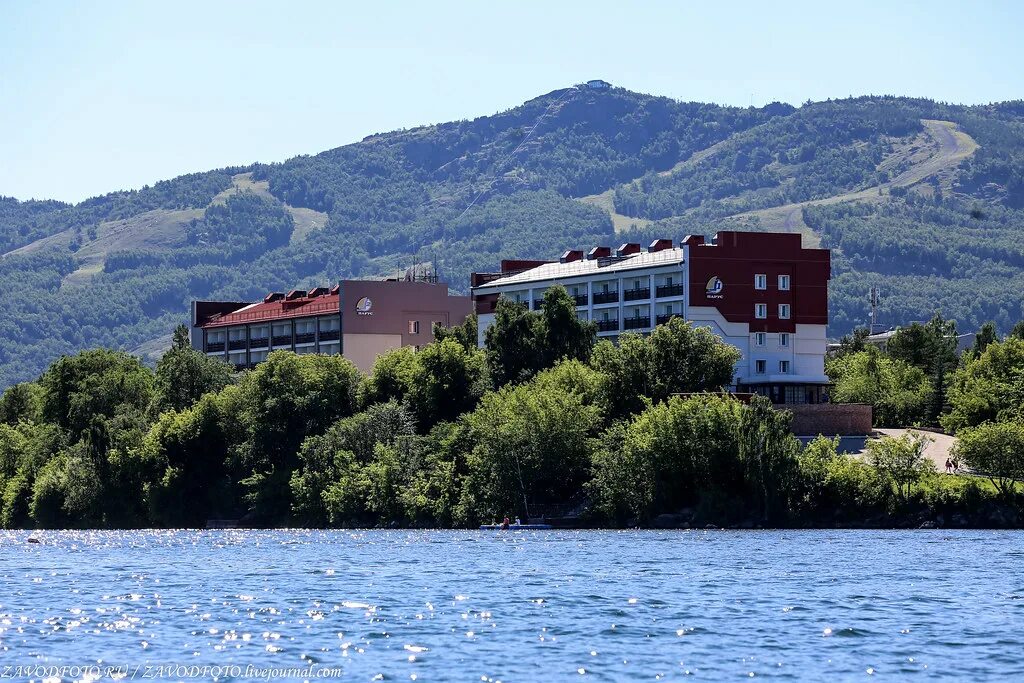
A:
[201, 294, 340, 328]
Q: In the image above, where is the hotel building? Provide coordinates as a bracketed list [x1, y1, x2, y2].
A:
[191, 278, 472, 374]
[471, 231, 832, 405]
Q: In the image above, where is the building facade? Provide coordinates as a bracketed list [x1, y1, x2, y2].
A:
[191, 279, 472, 374]
[471, 231, 832, 404]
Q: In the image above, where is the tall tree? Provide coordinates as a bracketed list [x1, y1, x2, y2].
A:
[591, 318, 740, 419]
[738, 396, 800, 521]
[538, 286, 596, 367]
[432, 313, 479, 353]
[484, 297, 542, 387]
[407, 339, 487, 431]
[972, 322, 999, 357]
[151, 324, 233, 415]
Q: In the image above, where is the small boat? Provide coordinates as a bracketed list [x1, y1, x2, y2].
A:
[479, 523, 553, 530]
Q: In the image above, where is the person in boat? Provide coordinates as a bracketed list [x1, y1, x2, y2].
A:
[501, 516, 510, 530]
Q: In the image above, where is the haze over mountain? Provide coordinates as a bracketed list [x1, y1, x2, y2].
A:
[1, 83, 1023, 386]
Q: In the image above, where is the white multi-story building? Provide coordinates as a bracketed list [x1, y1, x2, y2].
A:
[471, 231, 832, 405]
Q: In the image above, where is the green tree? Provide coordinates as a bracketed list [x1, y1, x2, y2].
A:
[39, 349, 154, 440]
[971, 322, 999, 357]
[358, 346, 419, 408]
[151, 324, 233, 415]
[885, 323, 932, 369]
[591, 318, 741, 419]
[942, 337, 1024, 432]
[432, 313, 479, 352]
[866, 433, 932, 501]
[828, 327, 870, 360]
[1011, 321, 1024, 341]
[537, 286, 596, 367]
[461, 370, 602, 523]
[0, 382, 43, 425]
[886, 314, 958, 424]
[952, 421, 1024, 498]
[291, 401, 416, 526]
[483, 286, 596, 387]
[589, 395, 744, 523]
[827, 348, 931, 426]
[738, 396, 801, 521]
[136, 393, 231, 526]
[0, 423, 64, 529]
[484, 296, 541, 387]
[407, 338, 487, 431]
[233, 351, 362, 523]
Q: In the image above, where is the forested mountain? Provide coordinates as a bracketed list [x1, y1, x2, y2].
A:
[2, 84, 1024, 386]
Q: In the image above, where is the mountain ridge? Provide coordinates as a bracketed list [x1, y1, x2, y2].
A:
[1, 84, 1023, 386]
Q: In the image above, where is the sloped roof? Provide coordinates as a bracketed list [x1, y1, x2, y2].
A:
[201, 295, 340, 328]
[472, 248, 686, 290]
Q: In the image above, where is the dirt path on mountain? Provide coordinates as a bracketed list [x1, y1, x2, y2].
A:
[728, 119, 979, 235]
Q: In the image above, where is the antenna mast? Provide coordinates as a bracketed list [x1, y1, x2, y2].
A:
[869, 287, 881, 333]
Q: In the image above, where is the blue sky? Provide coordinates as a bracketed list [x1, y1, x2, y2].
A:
[1, 0, 1021, 203]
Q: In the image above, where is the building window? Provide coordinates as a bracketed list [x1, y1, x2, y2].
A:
[779, 274, 791, 291]
[755, 332, 766, 346]
[779, 303, 791, 319]
[755, 303, 767, 319]
[779, 360, 791, 374]
[409, 320, 420, 334]
[780, 333, 790, 347]
[755, 359, 767, 374]
[754, 274, 767, 290]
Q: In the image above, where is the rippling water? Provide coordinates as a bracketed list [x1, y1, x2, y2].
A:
[1, 530, 1023, 681]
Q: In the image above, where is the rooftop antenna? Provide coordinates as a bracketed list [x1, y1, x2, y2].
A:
[869, 286, 881, 333]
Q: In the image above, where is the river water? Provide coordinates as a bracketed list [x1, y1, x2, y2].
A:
[1, 530, 1022, 681]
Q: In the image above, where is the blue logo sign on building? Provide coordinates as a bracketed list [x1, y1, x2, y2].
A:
[705, 276, 724, 299]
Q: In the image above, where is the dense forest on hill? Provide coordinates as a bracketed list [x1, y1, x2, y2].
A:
[1, 84, 1024, 386]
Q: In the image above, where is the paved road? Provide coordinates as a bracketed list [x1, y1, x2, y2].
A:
[865, 428, 959, 471]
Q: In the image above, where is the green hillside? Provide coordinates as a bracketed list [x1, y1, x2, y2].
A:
[2, 85, 1024, 386]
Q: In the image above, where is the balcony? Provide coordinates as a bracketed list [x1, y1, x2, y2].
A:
[249, 337, 269, 349]
[573, 294, 588, 307]
[319, 329, 340, 341]
[656, 283, 684, 298]
[205, 342, 225, 353]
[656, 313, 679, 326]
[228, 339, 247, 351]
[271, 335, 292, 347]
[295, 332, 315, 345]
[596, 319, 619, 332]
[623, 317, 649, 330]
[623, 287, 650, 302]
[593, 291, 619, 305]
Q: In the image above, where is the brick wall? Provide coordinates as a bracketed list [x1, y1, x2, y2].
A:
[786, 403, 872, 436]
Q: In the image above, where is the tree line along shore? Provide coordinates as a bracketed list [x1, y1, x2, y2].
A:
[1, 287, 1022, 530]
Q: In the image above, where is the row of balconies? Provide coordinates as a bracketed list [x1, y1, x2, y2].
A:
[529, 283, 684, 310]
[593, 312, 680, 334]
[207, 328, 341, 354]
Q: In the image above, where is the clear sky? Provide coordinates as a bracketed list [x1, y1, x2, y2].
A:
[1, 0, 1021, 203]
